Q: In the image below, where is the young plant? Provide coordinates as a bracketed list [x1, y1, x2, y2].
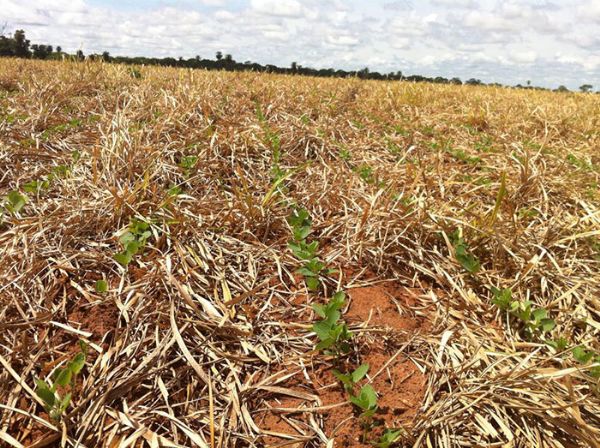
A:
[179, 155, 198, 177]
[573, 346, 600, 378]
[4, 190, 28, 214]
[23, 179, 50, 194]
[287, 208, 336, 291]
[491, 287, 555, 339]
[450, 230, 480, 274]
[312, 291, 352, 354]
[349, 383, 378, 442]
[113, 218, 152, 266]
[373, 429, 403, 448]
[95, 279, 108, 293]
[35, 342, 87, 420]
[333, 363, 369, 393]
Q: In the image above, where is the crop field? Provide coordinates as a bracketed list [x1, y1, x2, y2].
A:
[0, 59, 599, 447]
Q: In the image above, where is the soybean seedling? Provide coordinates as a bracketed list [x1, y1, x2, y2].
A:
[287, 207, 336, 291]
[349, 383, 378, 442]
[573, 346, 600, 378]
[449, 229, 480, 274]
[312, 291, 352, 355]
[333, 363, 369, 393]
[373, 429, 403, 448]
[4, 190, 27, 214]
[491, 287, 555, 339]
[35, 341, 87, 420]
[114, 218, 152, 266]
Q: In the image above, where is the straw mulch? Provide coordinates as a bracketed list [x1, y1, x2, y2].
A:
[0, 59, 599, 447]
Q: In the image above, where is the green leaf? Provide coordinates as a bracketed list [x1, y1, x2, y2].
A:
[95, 279, 108, 293]
[531, 308, 547, 322]
[59, 392, 72, 413]
[360, 384, 378, 409]
[331, 291, 346, 309]
[6, 190, 27, 213]
[35, 379, 55, 408]
[573, 346, 594, 363]
[168, 185, 183, 196]
[55, 367, 72, 387]
[119, 232, 135, 246]
[315, 338, 335, 351]
[540, 318, 556, 333]
[113, 251, 132, 266]
[332, 369, 352, 386]
[491, 287, 512, 311]
[351, 364, 369, 383]
[312, 303, 327, 318]
[68, 352, 86, 375]
[312, 321, 333, 341]
[305, 276, 320, 291]
[546, 337, 568, 351]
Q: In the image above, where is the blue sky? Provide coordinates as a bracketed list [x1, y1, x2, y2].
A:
[4, 0, 600, 89]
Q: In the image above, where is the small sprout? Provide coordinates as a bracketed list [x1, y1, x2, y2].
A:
[71, 150, 81, 163]
[573, 346, 595, 364]
[339, 147, 351, 161]
[312, 292, 352, 354]
[23, 179, 50, 194]
[35, 342, 87, 420]
[450, 230, 480, 274]
[287, 207, 336, 291]
[333, 363, 369, 392]
[167, 185, 183, 196]
[373, 429, 403, 448]
[114, 218, 152, 266]
[179, 155, 198, 177]
[491, 287, 512, 310]
[95, 279, 108, 293]
[547, 337, 569, 352]
[5, 190, 28, 214]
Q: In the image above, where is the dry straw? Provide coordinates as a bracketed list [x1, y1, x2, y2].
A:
[0, 59, 599, 447]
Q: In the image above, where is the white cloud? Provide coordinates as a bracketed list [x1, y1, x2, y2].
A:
[250, 0, 303, 17]
[0, 0, 598, 89]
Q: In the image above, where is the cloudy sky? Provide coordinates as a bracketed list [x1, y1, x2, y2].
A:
[3, 0, 599, 89]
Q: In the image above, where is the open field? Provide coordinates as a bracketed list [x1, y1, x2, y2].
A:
[0, 59, 599, 447]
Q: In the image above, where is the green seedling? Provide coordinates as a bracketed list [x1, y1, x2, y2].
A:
[287, 208, 336, 291]
[450, 230, 480, 274]
[333, 363, 369, 392]
[573, 346, 600, 378]
[287, 207, 312, 242]
[35, 341, 87, 420]
[95, 279, 108, 293]
[350, 384, 378, 418]
[179, 155, 198, 177]
[350, 384, 379, 442]
[312, 291, 352, 354]
[373, 429, 403, 448]
[448, 148, 481, 164]
[546, 337, 568, 352]
[114, 218, 152, 266]
[339, 147, 351, 161]
[4, 190, 28, 214]
[491, 287, 555, 338]
[23, 179, 50, 194]
[167, 185, 183, 196]
[51, 164, 71, 178]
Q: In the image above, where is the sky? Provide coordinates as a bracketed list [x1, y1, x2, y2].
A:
[2, 0, 599, 89]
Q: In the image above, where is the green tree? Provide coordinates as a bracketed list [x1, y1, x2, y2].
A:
[215, 51, 223, 61]
[579, 84, 593, 93]
[14, 29, 31, 57]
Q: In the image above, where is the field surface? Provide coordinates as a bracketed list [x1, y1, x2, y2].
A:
[0, 59, 599, 448]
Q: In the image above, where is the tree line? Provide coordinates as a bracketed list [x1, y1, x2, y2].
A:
[0, 29, 595, 93]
